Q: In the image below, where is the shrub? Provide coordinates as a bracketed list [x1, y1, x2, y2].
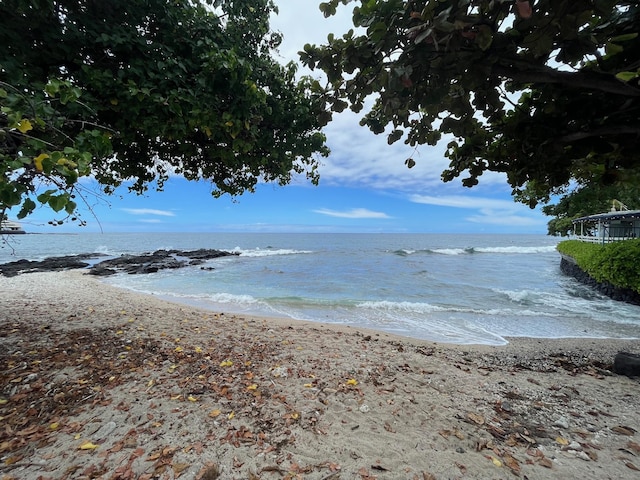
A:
[558, 240, 640, 294]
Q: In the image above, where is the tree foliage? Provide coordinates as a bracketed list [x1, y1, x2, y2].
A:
[542, 183, 640, 236]
[302, 0, 640, 205]
[0, 0, 329, 224]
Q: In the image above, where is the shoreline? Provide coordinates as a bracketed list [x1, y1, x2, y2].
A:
[2, 270, 640, 479]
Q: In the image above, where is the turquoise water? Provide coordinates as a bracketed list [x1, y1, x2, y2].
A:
[2, 232, 640, 344]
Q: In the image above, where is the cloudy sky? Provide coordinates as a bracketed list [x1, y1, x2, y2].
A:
[22, 0, 549, 234]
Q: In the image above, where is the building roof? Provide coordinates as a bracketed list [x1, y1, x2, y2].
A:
[573, 210, 640, 223]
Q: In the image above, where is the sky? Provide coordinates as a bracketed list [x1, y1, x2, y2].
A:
[20, 0, 550, 234]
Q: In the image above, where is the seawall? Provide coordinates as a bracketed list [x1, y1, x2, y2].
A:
[560, 254, 640, 306]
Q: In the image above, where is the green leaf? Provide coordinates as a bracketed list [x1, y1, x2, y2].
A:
[610, 33, 638, 43]
[616, 71, 639, 82]
[17, 198, 36, 219]
[48, 194, 68, 212]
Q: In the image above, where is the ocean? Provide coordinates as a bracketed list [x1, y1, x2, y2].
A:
[2, 232, 639, 345]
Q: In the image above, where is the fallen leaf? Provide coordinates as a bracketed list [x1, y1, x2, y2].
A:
[209, 409, 222, 418]
[489, 456, 502, 467]
[628, 441, 640, 453]
[625, 460, 640, 471]
[538, 457, 553, 468]
[79, 442, 99, 450]
[172, 462, 189, 475]
[467, 412, 485, 425]
[220, 360, 233, 367]
[612, 426, 636, 436]
[346, 378, 359, 386]
[556, 437, 569, 445]
[504, 454, 520, 474]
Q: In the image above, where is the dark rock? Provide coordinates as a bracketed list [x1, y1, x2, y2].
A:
[1, 249, 238, 277]
[87, 249, 238, 276]
[0, 254, 104, 277]
[613, 352, 640, 377]
[560, 255, 640, 306]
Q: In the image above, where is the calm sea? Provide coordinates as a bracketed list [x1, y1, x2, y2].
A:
[2, 232, 639, 345]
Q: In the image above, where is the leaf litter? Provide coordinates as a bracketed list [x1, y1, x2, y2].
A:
[2, 273, 640, 479]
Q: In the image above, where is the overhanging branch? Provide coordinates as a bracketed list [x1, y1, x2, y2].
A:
[492, 64, 640, 97]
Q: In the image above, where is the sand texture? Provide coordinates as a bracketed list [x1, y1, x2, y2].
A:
[1, 271, 640, 480]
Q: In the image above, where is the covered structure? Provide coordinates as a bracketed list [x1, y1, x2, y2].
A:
[572, 209, 640, 243]
[0, 218, 26, 234]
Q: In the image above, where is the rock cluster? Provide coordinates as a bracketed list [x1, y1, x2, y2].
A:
[0, 249, 238, 277]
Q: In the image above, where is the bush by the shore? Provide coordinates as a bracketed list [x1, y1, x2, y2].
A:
[558, 239, 640, 294]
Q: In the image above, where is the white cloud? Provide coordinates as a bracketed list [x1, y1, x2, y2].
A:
[467, 211, 543, 227]
[409, 194, 547, 228]
[409, 194, 518, 210]
[122, 208, 175, 217]
[313, 208, 391, 219]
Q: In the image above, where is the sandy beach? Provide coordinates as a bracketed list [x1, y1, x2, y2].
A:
[1, 271, 640, 480]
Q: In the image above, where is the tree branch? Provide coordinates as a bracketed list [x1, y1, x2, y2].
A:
[557, 126, 640, 144]
[492, 64, 640, 97]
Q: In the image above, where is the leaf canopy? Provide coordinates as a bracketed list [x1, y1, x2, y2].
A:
[303, 0, 640, 205]
[0, 0, 329, 224]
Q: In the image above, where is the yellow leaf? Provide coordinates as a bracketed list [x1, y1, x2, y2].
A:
[79, 441, 99, 450]
[170, 394, 182, 400]
[556, 437, 569, 445]
[167, 364, 177, 372]
[195, 346, 203, 353]
[219, 360, 233, 367]
[17, 119, 32, 133]
[247, 384, 258, 391]
[33, 153, 48, 171]
[303, 383, 313, 388]
[147, 379, 154, 387]
[0, 399, 7, 405]
[209, 409, 221, 418]
[291, 412, 299, 420]
[228, 411, 235, 420]
[225, 121, 234, 127]
[175, 346, 183, 353]
[115, 330, 123, 335]
[346, 378, 358, 386]
[491, 457, 502, 467]
[74, 433, 81, 440]
[49, 422, 59, 430]
[187, 395, 198, 402]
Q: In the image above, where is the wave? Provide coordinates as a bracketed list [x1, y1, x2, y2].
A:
[393, 245, 557, 256]
[231, 247, 313, 257]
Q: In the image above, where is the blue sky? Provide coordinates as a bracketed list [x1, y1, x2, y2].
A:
[19, 0, 550, 234]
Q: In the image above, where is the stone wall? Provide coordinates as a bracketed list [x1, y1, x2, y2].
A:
[560, 254, 640, 306]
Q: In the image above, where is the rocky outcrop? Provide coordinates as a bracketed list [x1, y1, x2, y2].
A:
[560, 254, 640, 305]
[0, 249, 238, 277]
[0, 254, 104, 277]
[87, 249, 238, 276]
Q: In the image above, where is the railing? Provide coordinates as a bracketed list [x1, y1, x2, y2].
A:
[573, 234, 638, 244]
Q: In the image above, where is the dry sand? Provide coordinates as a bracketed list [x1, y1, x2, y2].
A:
[1, 271, 640, 480]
